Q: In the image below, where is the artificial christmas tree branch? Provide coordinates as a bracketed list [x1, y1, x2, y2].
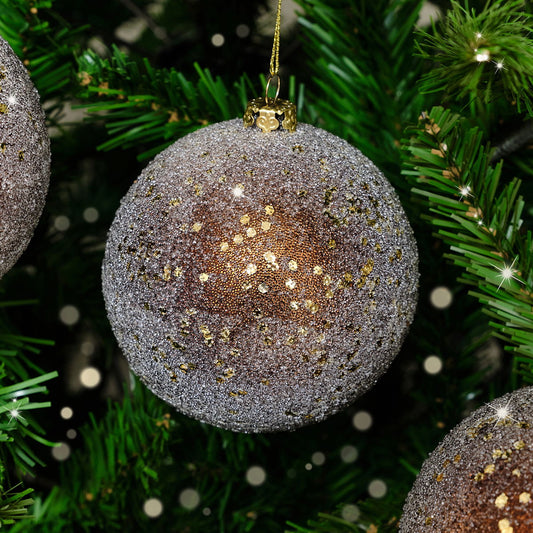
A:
[416, 0, 533, 115]
[404, 106, 533, 381]
[76, 46, 308, 160]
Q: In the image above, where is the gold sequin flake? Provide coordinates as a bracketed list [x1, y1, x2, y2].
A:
[264, 251, 276, 263]
[498, 518, 513, 533]
[484, 464, 495, 474]
[240, 214, 250, 224]
[290, 301, 299, 310]
[520, 492, 531, 504]
[174, 267, 183, 278]
[285, 279, 296, 290]
[245, 263, 257, 275]
[258, 283, 269, 293]
[220, 242, 229, 252]
[233, 234, 244, 244]
[328, 239, 336, 249]
[199, 273, 209, 282]
[265, 205, 275, 215]
[192, 222, 202, 232]
[246, 227, 257, 237]
[495, 493, 509, 509]
[288, 260, 298, 271]
[313, 265, 323, 275]
[261, 220, 271, 232]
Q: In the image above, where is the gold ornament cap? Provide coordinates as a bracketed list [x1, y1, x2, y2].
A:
[243, 75, 297, 133]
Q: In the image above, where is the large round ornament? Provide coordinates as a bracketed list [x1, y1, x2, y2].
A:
[0, 36, 50, 279]
[102, 119, 418, 432]
[400, 387, 533, 532]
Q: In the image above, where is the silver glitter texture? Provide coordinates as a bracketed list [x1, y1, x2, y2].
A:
[102, 119, 418, 432]
[0, 36, 50, 279]
[400, 387, 533, 532]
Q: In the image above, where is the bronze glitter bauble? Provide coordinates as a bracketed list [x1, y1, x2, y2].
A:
[102, 119, 418, 432]
[400, 387, 533, 532]
[0, 36, 50, 279]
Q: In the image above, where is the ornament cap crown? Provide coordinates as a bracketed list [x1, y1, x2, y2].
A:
[243, 96, 297, 133]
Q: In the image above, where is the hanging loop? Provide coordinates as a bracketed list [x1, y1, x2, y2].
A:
[265, 74, 280, 104]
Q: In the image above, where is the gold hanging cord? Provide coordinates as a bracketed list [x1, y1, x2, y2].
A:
[266, 0, 282, 102]
[243, 0, 297, 132]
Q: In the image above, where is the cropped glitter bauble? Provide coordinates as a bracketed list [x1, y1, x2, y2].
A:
[0, 36, 50, 279]
[102, 119, 418, 432]
[400, 387, 533, 532]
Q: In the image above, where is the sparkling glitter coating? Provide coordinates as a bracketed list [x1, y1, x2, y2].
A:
[400, 387, 533, 532]
[102, 119, 418, 432]
[0, 36, 50, 279]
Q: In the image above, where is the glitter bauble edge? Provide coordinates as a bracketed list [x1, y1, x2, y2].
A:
[102, 119, 419, 433]
[400, 386, 533, 533]
[0, 35, 51, 279]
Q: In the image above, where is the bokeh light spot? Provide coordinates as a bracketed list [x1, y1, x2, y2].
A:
[352, 410, 373, 431]
[340, 445, 359, 463]
[368, 479, 387, 498]
[246, 465, 266, 486]
[143, 498, 163, 518]
[211, 33, 225, 47]
[430, 286, 453, 309]
[60, 406, 73, 420]
[179, 488, 200, 510]
[423, 355, 443, 375]
[80, 367, 102, 388]
[59, 305, 80, 326]
[52, 442, 71, 461]
[341, 504, 361, 522]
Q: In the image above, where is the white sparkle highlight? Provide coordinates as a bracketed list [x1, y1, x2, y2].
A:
[7, 95, 17, 105]
[458, 184, 472, 199]
[487, 397, 518, 427]
[231, 184, 245, 198]
[476, 51, 490, 62]
[493, 256, 522, 290]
